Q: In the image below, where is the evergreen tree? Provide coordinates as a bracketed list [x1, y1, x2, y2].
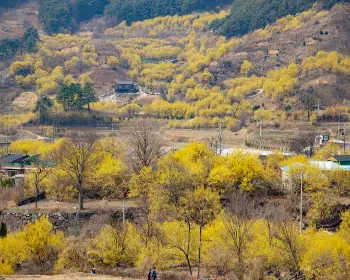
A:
[0, 27, 38, 61]
[38, 0, 71, 34]
[57, 83, 96, 112]
[57, 83, 78, 111]
[33, 96, 53, 124]
[0, 222, 7, 238]
[104, 0, 223, 25]
[21, 27, 39, 53]
[82, 83, 97, 113]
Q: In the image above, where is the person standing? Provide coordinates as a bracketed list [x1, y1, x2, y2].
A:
[148, 269, 152, 280]
[152, 266, 157, 280]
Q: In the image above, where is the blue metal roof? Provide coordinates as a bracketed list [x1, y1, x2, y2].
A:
[0, 154, 28, 165]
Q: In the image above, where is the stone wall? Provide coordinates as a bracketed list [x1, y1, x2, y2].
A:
[0, 211, 96, 235]
[0, 208, 139, 235]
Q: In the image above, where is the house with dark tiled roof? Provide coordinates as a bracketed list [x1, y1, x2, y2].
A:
[115, 80, 140, 94]
[0, 154, 29, 178]
[0, 153, 55, 186]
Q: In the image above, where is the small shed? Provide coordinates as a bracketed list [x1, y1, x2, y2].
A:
[115, 81, 139, 94]
[315, 134, 330, 145]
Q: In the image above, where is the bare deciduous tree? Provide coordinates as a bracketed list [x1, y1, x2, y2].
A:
[266, 211, 302, 274]
[224, 192, 255, 279]
[289, 132, 315, 157]
[126, 119, 164, 172]
[30, 156, 53, 210]
[272, 220, 301, 273]
[55, 132, 101, 210]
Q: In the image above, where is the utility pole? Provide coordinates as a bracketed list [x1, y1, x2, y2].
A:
[52, 101, 55, 143]
[5, 104, 11, 155]
[38, 97, 41, 124]
[218, 122, 223, 155]
[52, 120, 55, 143]
[300, 172, 303, 234]
[338, 115, 340, 141]
[5, 129, 8, 155]
[343, 123, 346, 154]
[259, 123, 262, 150]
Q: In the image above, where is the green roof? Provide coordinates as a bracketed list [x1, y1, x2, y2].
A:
[9, 153, 56, 167]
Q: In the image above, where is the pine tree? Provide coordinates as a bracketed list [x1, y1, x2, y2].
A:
[0, 222, 7, 238]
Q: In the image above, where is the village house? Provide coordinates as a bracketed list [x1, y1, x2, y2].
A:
[115, 80, 140, 94]
[0, 154, 30, 178]
[315, 134, 330, 146]
[281, 159, 350, 190]
[0, 153, 55, 187]
[327, 155, 350, 167]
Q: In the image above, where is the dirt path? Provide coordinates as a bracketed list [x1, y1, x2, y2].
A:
[3, 274, 139, 280]
[24, 130, 51, 141]
[0, 27, 17, 37]
[246, 88, 264, 99]
[9, 199, 136, 213]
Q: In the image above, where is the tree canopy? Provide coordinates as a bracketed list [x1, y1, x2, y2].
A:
[38, 0, 109, 34]
[37, 0, 228, 33]
[105, 0, 226, 25]
[57, 83, 96, 112]
[0, 28, 39, 61]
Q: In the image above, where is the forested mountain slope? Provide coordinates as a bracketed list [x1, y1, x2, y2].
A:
[37, 0, 230, 34]
[0, 1, 349, 130]
[213, 0, 347, 37]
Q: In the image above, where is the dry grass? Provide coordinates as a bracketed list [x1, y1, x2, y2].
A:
[3, 274, 140, 280]
[164, 128, 249, 148]
[12, 92, 38, 111]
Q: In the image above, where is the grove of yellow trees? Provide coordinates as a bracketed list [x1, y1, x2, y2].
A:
[10, 34, 97, 97]
[1, 135, 350, 279]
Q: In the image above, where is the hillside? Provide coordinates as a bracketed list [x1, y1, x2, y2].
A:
[36, 0, 230, 34]
[213, 0, 346, 37]
[0, 1, 349, 133]
[1, 2, 350, 278]
[213, 3, 350, 106]
[0, 1, 39, 40]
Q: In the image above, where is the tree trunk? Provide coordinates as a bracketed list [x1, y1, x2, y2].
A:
[35, 187, 38, 210]
[187, 222, 192, 276]
[237, 252, 244, 279]
[78, 187, 84, 210]
[122, 197, 126, 224]
[186, 254, 192, 276]
[197, 225, 203, 280]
